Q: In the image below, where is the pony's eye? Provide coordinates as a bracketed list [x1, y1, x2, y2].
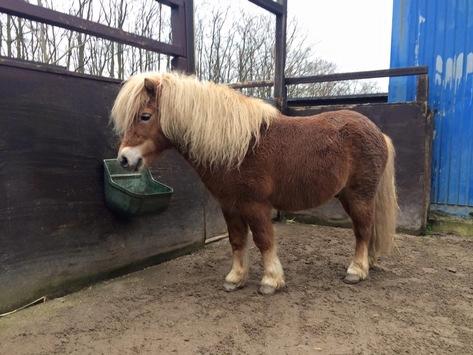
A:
[140, 113, 152, 121]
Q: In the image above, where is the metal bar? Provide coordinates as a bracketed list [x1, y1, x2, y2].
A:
[184, 0, 195, 73]
[247, 0, 284, 15]
[287, 93, 388, 107]
[228, 80, 274, 89]
[416, 73, 429, 105]
[0, 55, 66, 71]
[229, 67, 428, 90]
[158, 0, 183, 7]
[0, 56, 121, 84]
[0, 0, 184, 57]
[286, 66, 429, 85]
[274, 0, 287, 111]
[171, 0, 193, 71]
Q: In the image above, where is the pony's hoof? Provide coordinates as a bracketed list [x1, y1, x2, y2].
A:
[258, 285, 277, 295]
[223, 281, 244, 292]
[343, 273, 361, 284]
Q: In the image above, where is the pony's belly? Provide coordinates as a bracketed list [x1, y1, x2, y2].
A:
[268, 164, 347, 211]
[270, 184, 338, 212]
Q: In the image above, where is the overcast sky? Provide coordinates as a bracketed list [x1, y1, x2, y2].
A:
[287, 0, 393, 72]
[286, 0, 393, 89]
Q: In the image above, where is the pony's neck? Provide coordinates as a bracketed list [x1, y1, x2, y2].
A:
[158, 74, 279, 169]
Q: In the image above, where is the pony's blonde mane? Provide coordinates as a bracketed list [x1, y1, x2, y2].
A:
[111, 72, 279, 168]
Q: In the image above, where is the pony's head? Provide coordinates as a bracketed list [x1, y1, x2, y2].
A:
[111, 73, 169, 171]
[111, 72, 279, 171]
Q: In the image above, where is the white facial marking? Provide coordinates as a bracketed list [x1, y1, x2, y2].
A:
[118, 143, 146, 169]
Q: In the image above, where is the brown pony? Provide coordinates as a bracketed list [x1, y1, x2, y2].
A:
[111, 72, 398, 295]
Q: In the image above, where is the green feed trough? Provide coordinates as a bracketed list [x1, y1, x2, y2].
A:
[103, 159, 173, 217]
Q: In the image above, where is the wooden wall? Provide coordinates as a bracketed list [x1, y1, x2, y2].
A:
[286, 103, 432, 233]
[0, 60, 431, 313]
[0, 62, 226, 314]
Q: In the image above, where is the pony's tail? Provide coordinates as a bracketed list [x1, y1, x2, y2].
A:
[370, 134, 398, 259]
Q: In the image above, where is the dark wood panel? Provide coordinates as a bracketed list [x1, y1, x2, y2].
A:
[286, 103, 431, 232]
[273, 0, 287, 111]
[0, 65, 223, 313]
[204, 193, 227, 239]
[170, 0, 194, 72]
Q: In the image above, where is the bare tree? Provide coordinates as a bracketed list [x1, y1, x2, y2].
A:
[6, 15, 13, 57]
[75, 0, 92, 73]
[0, 0, 378, 97]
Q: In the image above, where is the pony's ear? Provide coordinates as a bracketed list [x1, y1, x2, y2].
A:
[144, 78, 157, 97]
[145, 78, 156, 96]
[145, 78, 161, 99]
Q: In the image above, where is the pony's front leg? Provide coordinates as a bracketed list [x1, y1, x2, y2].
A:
[222, 211, 249, 292]
[245, 204, 285, 295]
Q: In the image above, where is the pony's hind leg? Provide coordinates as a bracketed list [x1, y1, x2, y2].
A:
[339, 195, 374, 284]
[244, 203, 285, 295]
[222, 210, 249, 292]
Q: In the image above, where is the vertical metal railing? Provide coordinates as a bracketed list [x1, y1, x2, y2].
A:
[169, 0, 194, 73]
[247, 0, 288, 112]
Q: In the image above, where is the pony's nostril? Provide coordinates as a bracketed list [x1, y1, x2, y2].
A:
[119, 156, 128, 168]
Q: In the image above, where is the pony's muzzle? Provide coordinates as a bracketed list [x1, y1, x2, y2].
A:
[118, 146, 143, 172]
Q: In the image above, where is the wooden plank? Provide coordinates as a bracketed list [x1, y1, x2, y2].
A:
[285, 66, 429, 85]
[286, 103, 431, 233]
[158, 0, 183, 7]
[229, 67, 427, 91]
[248, 0, 284, 15]
[0, 0, 184, 57]
[274, 0, 287, 111]
[228, 80, 274, 89]
[0, 56, 121, 83]
[171, 0, 194, 73]
[184, 0, 195, 73]
[416, 73, 429, 105]
[287, 93, 388, 107]
[0, 64, 223, 314]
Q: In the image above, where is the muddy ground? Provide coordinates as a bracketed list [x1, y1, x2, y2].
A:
[1, 223, 472, 354]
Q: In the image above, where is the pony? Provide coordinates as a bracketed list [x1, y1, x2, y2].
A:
[111, 72, 398, 295]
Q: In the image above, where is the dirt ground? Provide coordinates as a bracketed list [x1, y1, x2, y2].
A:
[1, 223, 472, 355]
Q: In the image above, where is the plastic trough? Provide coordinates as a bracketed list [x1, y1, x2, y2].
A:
[103, 159, 173, 217]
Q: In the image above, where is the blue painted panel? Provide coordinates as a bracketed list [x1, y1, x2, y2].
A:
[390, 0, 473, 209]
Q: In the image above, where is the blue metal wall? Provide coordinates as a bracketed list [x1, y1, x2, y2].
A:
[389, 0, 473, 214]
